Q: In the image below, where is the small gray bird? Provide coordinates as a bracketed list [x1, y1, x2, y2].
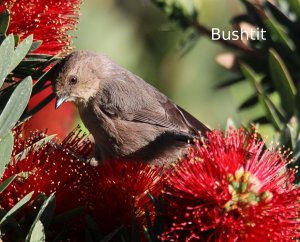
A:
[53, 51, 209, 164]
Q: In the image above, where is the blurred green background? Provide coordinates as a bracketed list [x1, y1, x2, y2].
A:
[74, 0, 257, 130]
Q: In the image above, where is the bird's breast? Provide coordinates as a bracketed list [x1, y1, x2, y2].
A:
[78, 104, 121, 154]
[78, 103, 186, 163]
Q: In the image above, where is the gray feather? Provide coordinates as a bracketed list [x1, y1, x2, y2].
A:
[98, 70, 208, 139]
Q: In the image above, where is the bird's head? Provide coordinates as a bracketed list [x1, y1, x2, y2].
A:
[52, 51, 115, 109]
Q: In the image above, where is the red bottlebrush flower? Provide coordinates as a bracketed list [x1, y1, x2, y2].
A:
[0, 0, 81, 135]
[1, 127, 165, 240]
[1, 127, 95, 212]
[86, 160, 165, 236]
[0, 0, 81, 55]
[161, 129, 300, 242]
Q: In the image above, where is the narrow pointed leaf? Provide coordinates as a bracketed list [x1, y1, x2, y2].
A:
[30, 220, 45, 242]
[286, 118, 299, 149]
[29, 40, 43, 52]
[0, 34, 14, 87]
[25, 193, 55, 242]
[27, 53, 52, 59]
[293, 140, 300, 162]
[0, 10, 10, 35]
[269, 49, 296, 117]
[240, 0, 263, 23]
[10, 35, 33, 72]
[152, 214, 165, 238]
[215, 76, 244, 89]
[132, 212, 141, 242]
[287, 0, 300, 18]
[14, 34, 20, 45]
[0, 191, 34, 225]
[266, 2, 294, 27]
[252, 116, 269, 124]
[15, 134, 56, 161]
[241, 64, 284, 130]
[0, 131, 13, 177]
[39, 195, 56, 230]
[0, 76, 32, 138]
[99, 226, 124, 242]
[0, 174, 16, 193]
[238, 84, 273, 110]
[262, 96, 285, 130]
[279, 125, 292, 148]
[85, 214, 103, 241]
[264, 16, 294, 50]
[52, 206, 84, 224]
[144, 207, 155, 242]
[238, 93, 258, 110]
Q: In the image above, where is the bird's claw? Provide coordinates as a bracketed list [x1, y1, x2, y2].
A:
[87, 156, 100, 166]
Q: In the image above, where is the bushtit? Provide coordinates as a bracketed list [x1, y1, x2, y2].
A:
[53, 51, 209, 164]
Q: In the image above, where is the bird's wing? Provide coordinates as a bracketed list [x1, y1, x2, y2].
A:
[151, 91, 209, 135]
[101, 98, 186, 130]
[99, 75, 209, 137]
[176, 104, 210, 134]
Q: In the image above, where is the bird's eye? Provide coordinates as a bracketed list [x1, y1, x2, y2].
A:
[69, 76, 78, 85]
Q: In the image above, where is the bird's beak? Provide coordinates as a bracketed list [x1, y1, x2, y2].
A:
[55, 95, 68, 109]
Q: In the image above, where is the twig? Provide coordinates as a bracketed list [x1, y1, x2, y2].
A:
[192, 22, 256, 54]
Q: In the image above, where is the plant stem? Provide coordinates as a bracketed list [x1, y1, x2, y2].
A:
[192, 22, 256, 54]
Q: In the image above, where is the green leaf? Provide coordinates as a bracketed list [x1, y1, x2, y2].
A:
[152, 214, 165, 239]
[0, 10, 10, 35]
[0, 174, 16, 193]
[294, 140, 300, 162]
[10, 35, 33, 72]
[52, 206, 84, 224]
[26, 194, 55, 242]
[30, 220, 45, 242]
[0, 34, 14, 87]
[287, 118, 300, 150]
[0, 191, 34, 225]
[287, 0, 300, 18]
[98, 226, 125, 242]
[215, 76, 244, 89]
[132, 212, 141, 242]
[14, 34, 20, 46]
[296, 81, 300, 120]
[26, 53, 52, 59]
[241, 64, 284, 130]
[144, 207, 155, 242]
[0, 76, 32, 138]
[29, 40, 43, 52]
[0, 131, 13, 177]
[269, 49, 296, 117]
[85, 215, 103, 241]
[15, 134, 56, 160]
[264, 15, 294, 50]
[147, 193, 165, 238]
[280, 117, 299, 150]
[266, 1, 294, 27]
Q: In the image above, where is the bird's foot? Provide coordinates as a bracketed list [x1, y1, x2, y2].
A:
[87, 156, 100, 166]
